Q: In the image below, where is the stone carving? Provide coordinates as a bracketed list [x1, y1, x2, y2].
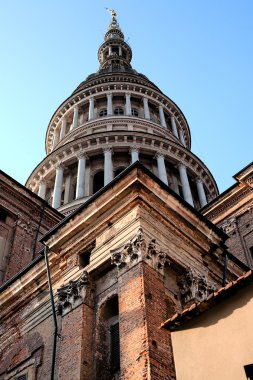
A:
[177, 268, 217, 304]
[219, 217, 236, 234]
[57, 271, 93, 316]
[111, 228, 170, 273]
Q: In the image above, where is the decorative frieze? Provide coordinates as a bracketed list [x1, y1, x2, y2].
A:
[177, 268, 217, 304]
[57, 271, 94, 316]
[111, 227, 170, 274]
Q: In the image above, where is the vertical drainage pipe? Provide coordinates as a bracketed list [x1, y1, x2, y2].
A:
[223, 252, 228, 287]
[44, 246, 58, 380]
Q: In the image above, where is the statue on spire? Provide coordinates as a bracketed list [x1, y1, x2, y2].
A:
[106, 8, 117, 21]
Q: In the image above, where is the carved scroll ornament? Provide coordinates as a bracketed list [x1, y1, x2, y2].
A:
[111, 228, 170, 274]
[57, 271, 93, 316]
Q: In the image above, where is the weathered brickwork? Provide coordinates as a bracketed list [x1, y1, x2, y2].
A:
[0, 171, 63, 284]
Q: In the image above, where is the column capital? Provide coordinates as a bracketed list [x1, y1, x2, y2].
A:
[76, 151, 88, 160]
[195, 177, 203, 184]
[103, 146, 113, 154]
[129, 145, 140, 153]
[125, 92, 131, 97]
[154, 151, 165, 159]
[176, 161, 186, 170]
[54, 162, 65, 171]
[107, 92, 112, 97]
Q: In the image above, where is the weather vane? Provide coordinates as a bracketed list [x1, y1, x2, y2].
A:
[105, 8, 117, 21]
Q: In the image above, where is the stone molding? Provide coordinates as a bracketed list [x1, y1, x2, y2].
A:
[177, 268, 217, 304]
[57, 271, 94, 316]
[110, 227, 170, 274]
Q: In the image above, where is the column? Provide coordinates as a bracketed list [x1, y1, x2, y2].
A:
[52, 129, 60, 149]
[104, 148, 113, 185]
[178, 163, 194, 207]
[107, 93, 113, 116]
[59, 117, 67, 140]
[171, 117, 179, 139]
[76, 153, 87, 199]
[156, 153, 168, 185]
[52, 164, 64, 209]
[179, 129, 186, 146]
[88, 97, 94, 121]
[38, 180, 46, 199]
[125, 93, 131, 116]
[130, 146, 139, 163]
[158, 105, 167, 128]
[72, 106, 79, 129]
[64, 172, 72, 204]
[108, 45, 112, 55]
[196, 177, 207, 207]
[119, 45, 122, 56]
[143, 97, 150, 120]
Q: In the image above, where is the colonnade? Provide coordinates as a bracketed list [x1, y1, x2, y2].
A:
[38, 150, 207, 209]
[51, 94, 186, 148]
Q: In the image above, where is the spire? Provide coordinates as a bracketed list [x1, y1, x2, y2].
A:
[98, 10, 132, 72]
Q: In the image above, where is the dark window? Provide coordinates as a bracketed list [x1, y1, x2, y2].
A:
[114, 107, 124, 116]
[244, 364, 253, 379]
[93, 171, 104, 194]
[250, 247, 253, 260]
[15, 374, 28, 380]
[79, 241, 95, 268]
[111, 322, 120, 374]
[0, 209, 8, 223]
[114, 167, 126, 177]
[131, 108, 138, 117]
[99, 109, 107, 117]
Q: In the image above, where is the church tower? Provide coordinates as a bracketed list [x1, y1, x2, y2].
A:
[26, 11, 218, 214]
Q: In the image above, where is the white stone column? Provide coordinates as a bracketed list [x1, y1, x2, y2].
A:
[179, 129, 186, 146]
[143, 97, 150, 120]
[88, 97, 95, 121]
[171, 117, 179, 139]
[52, 129, 60, 149]
[196, 177, 207, 207]
[158, 105, 167, 128]
[72, 106, 79, 129]
[108, 46, 112, 55]
[38, 180, 46, 199]
[104, 147, 113, 185]
[119, 46, 122, 56]
[156, 153, 168, 185]
[107, 93, 113, 116]
[130, 146, 139, 163]
[52, 163, 64, 209]
[64, 172, 72, 204]
[178, 163, 194, 207]
[76, 153, 87, 199]
[59, 117, 67, 140]
[125, 93, 132, 116]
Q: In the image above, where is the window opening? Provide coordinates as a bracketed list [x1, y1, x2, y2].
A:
[15, 374, 28, 380]
[93, 171, 104, 194]
[111, 322, 120, 374]
[244, 364, 253, 380]
[249, 246, 253, 260]
[114, 167, 126, 177]
[79, 241, 95, 268]
[99, 109, 107, 117]
[114, 107, 124, 116]
[131, 108, 138, 117]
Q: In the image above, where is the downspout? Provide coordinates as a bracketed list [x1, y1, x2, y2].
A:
[222, 251, 228, 287]
[32, 201, 46, 260]
[44, 245, 59, 380]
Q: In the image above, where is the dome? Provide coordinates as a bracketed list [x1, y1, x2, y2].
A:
[26, 11, 218, 215]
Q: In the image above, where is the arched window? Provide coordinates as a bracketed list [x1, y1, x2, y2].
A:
[99, 109, 107, 117]
[114, 107, 124, 116]
[96, 295, 120, 378]
[131, 108, 138, 117]
[93, 171, 104, 194]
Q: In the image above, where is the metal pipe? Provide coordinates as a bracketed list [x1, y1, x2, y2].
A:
[44, 246, 58, 380]
[223, 252, 228, 287]
[32, 202, 46, 260]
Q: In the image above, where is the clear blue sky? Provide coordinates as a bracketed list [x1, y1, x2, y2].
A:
[0, 1, 252, 193]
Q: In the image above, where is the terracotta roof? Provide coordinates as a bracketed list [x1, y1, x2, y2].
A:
[161, 270, 253, 331]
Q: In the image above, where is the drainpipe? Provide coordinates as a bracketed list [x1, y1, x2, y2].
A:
[223, 251, 228, 287]
[44, 245, 59, 380]
[32, 202, 46, 260]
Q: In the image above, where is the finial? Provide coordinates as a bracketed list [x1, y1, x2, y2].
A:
[106, 8, 117, 21]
